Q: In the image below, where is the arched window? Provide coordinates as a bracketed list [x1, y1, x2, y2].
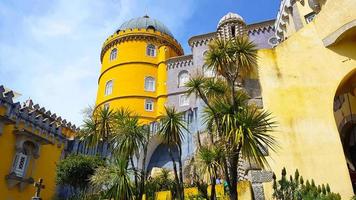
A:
[178, 71, 189, 87]
[146, 44, 156, 57]
[110, 48, 117, 61]
[12, 141, 37, 178]
[145, 99, 154, 111]
[105, 80, 113, 96]
[179, 94, 189, 106]
[145, 76, 155, 92]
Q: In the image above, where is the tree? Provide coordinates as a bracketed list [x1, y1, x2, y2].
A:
[90, 158, 136, 200]
[111, 108, 147, 200]
[158, 106, 188, 200]
[195, 145, 224, 200]
[56, 154, 105, 194]
[186, 35, 277, 200]
[79, 106, 115, 152]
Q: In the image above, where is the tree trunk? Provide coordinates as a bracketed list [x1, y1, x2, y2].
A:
[139, 138, 149, 200]
[196, 131, 202, 148]
[169, 147, 182, 200]
[130, 157, 139, 191]
[210, 166, 217, 200]
[178, 145, 185, 200]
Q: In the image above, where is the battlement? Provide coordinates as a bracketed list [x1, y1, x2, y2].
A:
[0, 85, 78, 141]
[166, 55, 194, 70]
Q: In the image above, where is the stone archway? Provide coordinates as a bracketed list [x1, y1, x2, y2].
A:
[333, 69, 356, 193]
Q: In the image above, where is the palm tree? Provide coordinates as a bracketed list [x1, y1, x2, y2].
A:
[79, 106, 115, 155]
[111, 109, 144, 194]
[186, 35, 277, 200]
[195, 145, 224, 200]
[158, 106, 188, 200]
[90, 157, 136, 200]
[205, 36, 257, 105]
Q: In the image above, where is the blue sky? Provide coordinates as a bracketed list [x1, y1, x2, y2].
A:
[0, 0, 280, 125]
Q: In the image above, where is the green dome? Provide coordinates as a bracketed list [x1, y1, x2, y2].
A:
[118, 15, 173, 37]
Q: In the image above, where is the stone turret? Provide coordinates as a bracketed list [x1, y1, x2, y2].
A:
[217, 12, 247, 39]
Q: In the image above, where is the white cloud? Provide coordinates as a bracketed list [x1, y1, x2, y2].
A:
[0, 0, 197, 125]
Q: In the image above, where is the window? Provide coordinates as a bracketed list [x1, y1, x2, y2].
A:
[231, 25, 236, 37]
[105, 80, 113, 96]
[305, 12, 316, 24]
[12, 152, 28, 177]
[104, 103, 110, 110]
[110, 48, 117, 61]
[144, 77, 155, 91]
[179, 94, 189, 106]
[146, 44, 156, 57]
[178, 71, 189, 87]
[145, 99, 154, 111]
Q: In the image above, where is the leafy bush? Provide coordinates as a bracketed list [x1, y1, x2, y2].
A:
[56, 154, 105, 190]
[272, 168, 341, 200]
[145, 169, 176, 200]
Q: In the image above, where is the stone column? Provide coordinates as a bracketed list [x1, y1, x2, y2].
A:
[247, 170, 273, 200]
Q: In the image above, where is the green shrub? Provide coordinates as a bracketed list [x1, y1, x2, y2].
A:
[56, 154, 105, 190]
[272, 168, 341, 200]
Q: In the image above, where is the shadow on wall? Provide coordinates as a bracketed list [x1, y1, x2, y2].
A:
[328, 26, 356, 61]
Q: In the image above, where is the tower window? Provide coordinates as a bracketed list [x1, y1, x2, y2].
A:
[146, 44, 156, 57]
[105, 80, 113, 96]
[231, 26, 236, 37]
[145, 99, 154, 111]
[179, 94, 189, 106]
[110, 48, 117, 61]
[144, 76, 156, 92]
[178, 71, 189, 87]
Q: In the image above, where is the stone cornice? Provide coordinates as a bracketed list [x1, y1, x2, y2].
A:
[247, 19, 276, 35]
[100, 31, 184, 63]
[166, 55, 193, 70]
[188, 32, 217, 47]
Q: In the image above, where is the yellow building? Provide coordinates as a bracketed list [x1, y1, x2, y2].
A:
[0, 86, 77, 200]
[95, 15, 183, 124]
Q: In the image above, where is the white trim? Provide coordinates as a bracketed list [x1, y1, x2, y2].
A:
[144, 76, 156, 92]
[179, 94, 189, 106]
[105, 80, 113, 96]
[145, 99, 154, 112]
[110, 48, 118, 61]
[146, 44, 156, 57]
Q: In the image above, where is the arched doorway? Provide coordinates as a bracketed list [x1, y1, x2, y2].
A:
[147, 143, 179, 171]
[333, 69, 356, 193]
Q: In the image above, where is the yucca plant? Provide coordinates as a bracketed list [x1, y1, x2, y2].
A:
[90, 158, 137, 200]
[158, 106, 188, 200]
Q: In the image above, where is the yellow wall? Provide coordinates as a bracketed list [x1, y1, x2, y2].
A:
[0, 121, 65, 200]
[258, 0, 356, 197]
[96, 29, 182, 123]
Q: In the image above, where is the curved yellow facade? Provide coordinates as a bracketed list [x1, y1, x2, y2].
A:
[95, 28, 183, 123]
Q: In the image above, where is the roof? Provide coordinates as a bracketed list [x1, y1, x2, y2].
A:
[117, 15, 173, 37]
[218, 12, 245, 28]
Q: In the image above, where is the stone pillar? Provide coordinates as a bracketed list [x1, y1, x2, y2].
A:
[247, 170, 273, 200]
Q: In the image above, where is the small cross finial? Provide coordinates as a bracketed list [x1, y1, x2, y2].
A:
[32, 178, 45, 200]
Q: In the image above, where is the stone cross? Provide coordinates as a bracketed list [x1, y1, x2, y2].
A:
[32, 178, 45, 200]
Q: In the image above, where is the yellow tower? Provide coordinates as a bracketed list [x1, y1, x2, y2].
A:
[96, 15, 183, 123]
